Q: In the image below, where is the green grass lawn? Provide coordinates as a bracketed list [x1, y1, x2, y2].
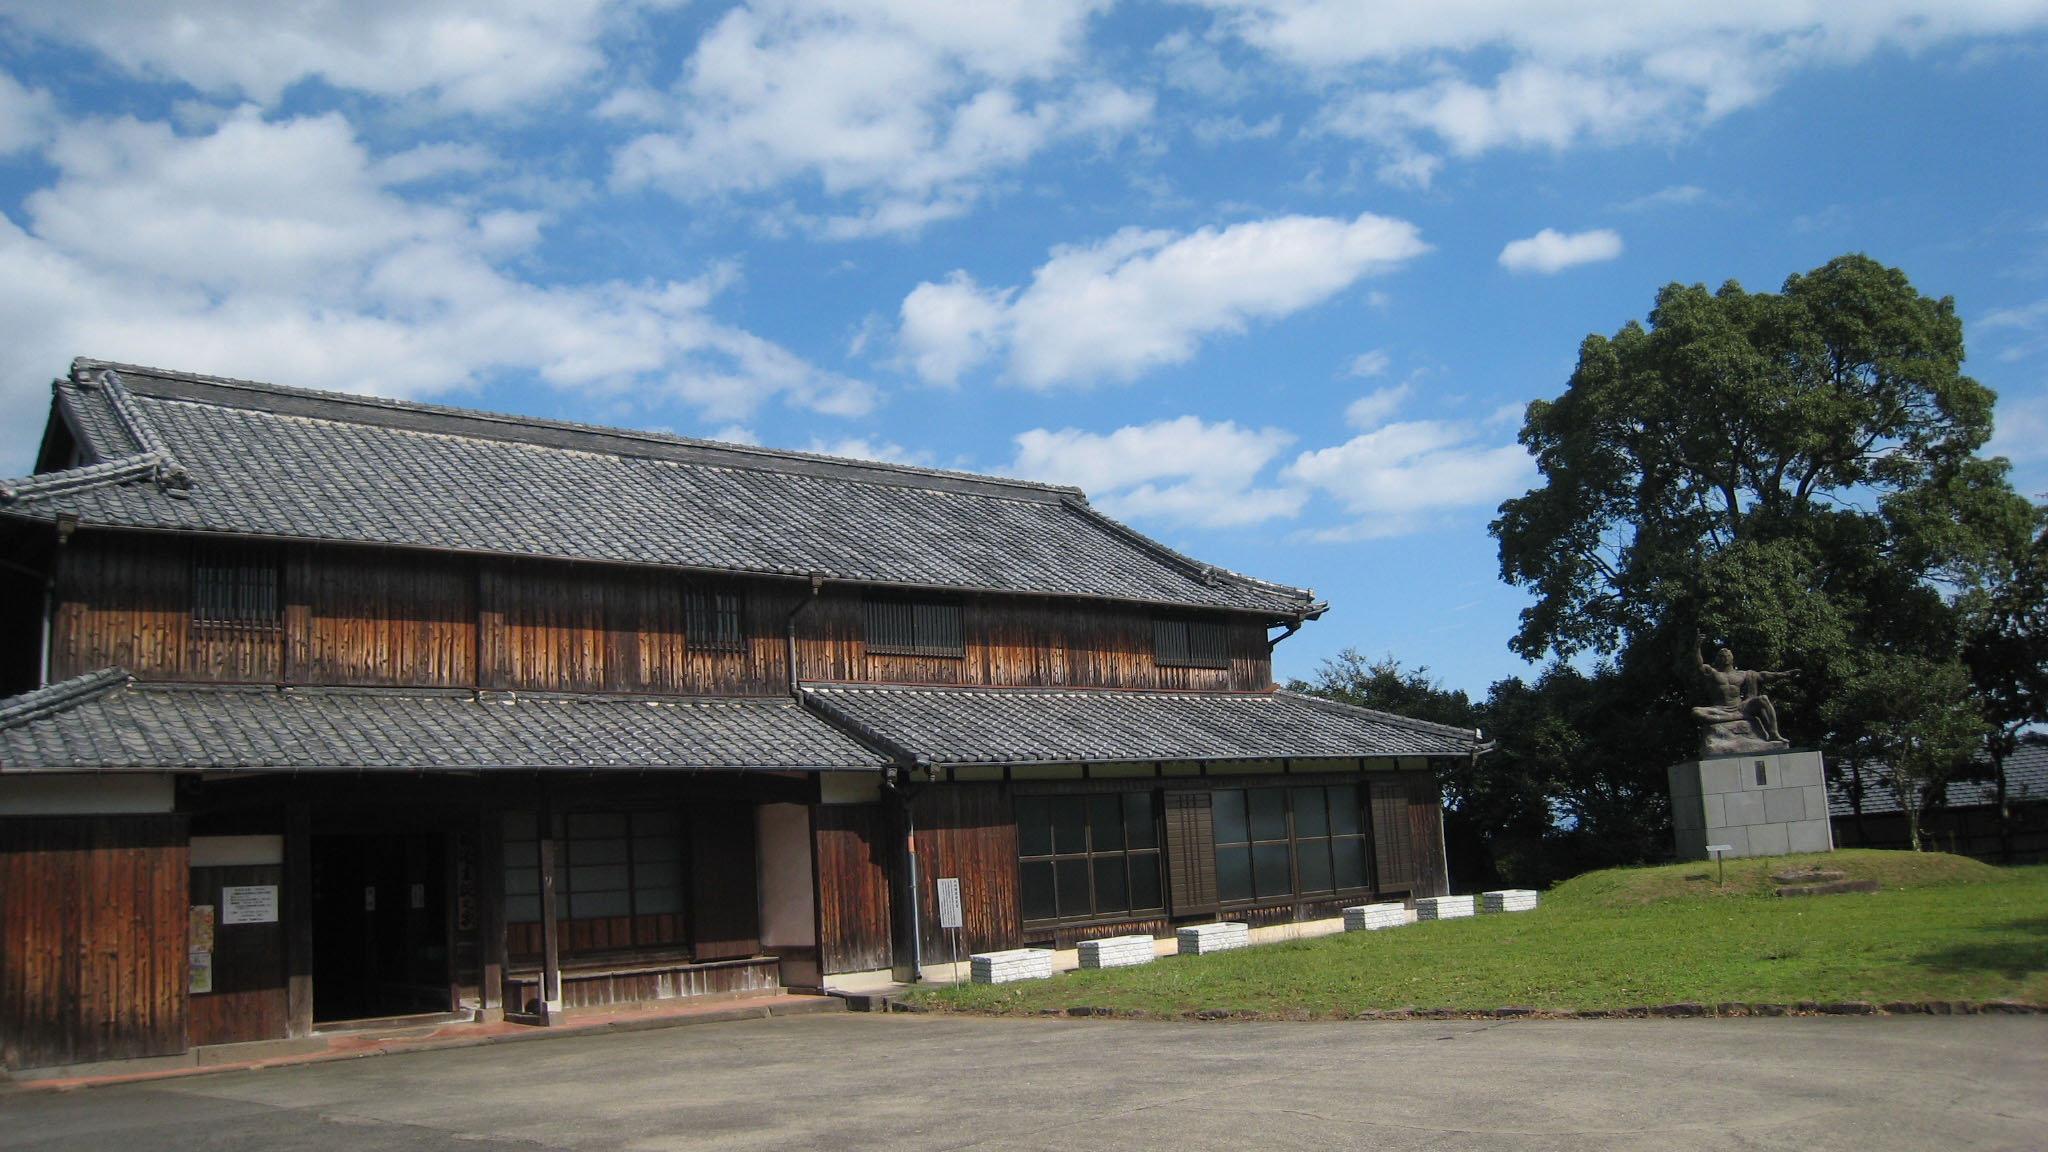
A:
[907, 851, 2048, 1017]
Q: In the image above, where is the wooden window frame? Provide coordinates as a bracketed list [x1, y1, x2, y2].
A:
[1210, 785, 1374, 908]
[1015, 791, 1165, 929]
[1152, 617, 1230, 669]
[863, 598, 965, 658]
[684, 586, 745, 653]
[192, 545, 281, 632]
[502, 809, 689, 959]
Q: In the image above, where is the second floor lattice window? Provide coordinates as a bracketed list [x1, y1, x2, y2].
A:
[863, 598, 963, 657]
[685, 587, 745, 652]
[193, 546, 280, 631]
[1153, 618, 1229, 668]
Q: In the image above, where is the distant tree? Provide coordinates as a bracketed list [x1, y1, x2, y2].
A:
[1491, 255, 2035, 837]
[1964, 515, 2048, 858]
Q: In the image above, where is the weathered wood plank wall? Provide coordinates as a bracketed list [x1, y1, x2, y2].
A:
[812, 804, 892, 974]
[54, 532, 1275, 695]
[911, 785, 1021, 959]
[186, 862, 288, 1046]
[0, 816, 188, 1070]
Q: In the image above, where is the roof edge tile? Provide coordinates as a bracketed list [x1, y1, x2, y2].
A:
[0, 667, 132, 731]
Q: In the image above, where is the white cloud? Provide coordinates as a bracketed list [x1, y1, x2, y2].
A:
[0, 0, 646, 112]
[1618, 184, 1710, 212]
[611, 0, 1146, 236]
[0, 71, 56, 155]
[0, 107, 870, 475]
[1345, 349, 1391, 378]
[1200, 1, 2048, 172]
[1009, 416, 1304, 528]
[899, 211, 1428, 388]
[1284, 418, 1536, 539]
[1499, 227, 1623, 274]
[804, 436, 934, 467]
[1343, 384, 1409, 428]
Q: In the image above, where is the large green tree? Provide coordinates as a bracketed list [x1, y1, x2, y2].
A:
[1492, 254, 2037, 835]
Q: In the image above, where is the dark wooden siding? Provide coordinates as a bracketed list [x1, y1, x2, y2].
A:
[689, 806, 760, 960]
[187, 863, 288, 1046]
[912, 785, 1020, 959]
[1407, 772, 1448, 898]
[52, 534, 277, 683]
[1162, 790, 1218, 917]
[1369, 776, 1416, 894]
[813, 804, 892, 974]
[0, 816, 189, 1071]
[288, 548, 474, 687]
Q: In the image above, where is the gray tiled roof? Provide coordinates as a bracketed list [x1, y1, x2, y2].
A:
[1827, 742, 2048, 817]
[0, 668, 887, 773]
[801, 682, 1483, 766]
[1, 359, 1320, 617]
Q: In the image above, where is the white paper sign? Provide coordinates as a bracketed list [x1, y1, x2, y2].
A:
[188, 950, 213, 994]
[936, 877, 963, 929]
[221, 884, 280, 925]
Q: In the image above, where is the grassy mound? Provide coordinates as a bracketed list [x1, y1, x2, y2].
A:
[910, 856, 2048, 1017]
[1546, 849, 2007, 910]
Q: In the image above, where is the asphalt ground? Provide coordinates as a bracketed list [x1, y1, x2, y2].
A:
[4, 1013, 2044, 1151]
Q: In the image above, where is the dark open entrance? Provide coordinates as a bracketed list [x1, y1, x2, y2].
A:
[311, 833, 451, 1022]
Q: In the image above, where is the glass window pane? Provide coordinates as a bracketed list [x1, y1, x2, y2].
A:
[631, 810, 680, 838]
[1328, 786, 1362, 837]
[1213, 790, 1248, 845]
[504, 866, 538, 896]
[571, 864, 629, 893]
[572, 890, 630, 918]
[1249, 789, 1288, 842]
[633, 833, 682, 863]
[633, 859, 682, 891]
[1217, 845, 1253, 903]
[1053, 797, 1088, 855]
[1088, 795, 1124, 852]
[1298, 839, 1334, 893]
[1093, 857, 1128, 913]
[1253, 843, 1291, 897]
[1332, 837, 1367, 890]
[1020, 861, 1056, 921]
[1124, 792, 1157, 849]
[502, 810, 536, 841]
[1129, 853, 1162, 911]
[1017, 797, 1053, 856]
[636, 886, 682, 915]
[1292, 787, 1329, 838]
[1056, 859, 1092, 919]
[504, 894, 539, 923]
[570, 837, 628, 866]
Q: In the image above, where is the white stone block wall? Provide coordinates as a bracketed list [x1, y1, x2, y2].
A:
[1415, 895, 1475, 921]
[970, 948, 1054, 984]
[1483, 889, 1538, 913]
[1177, 922, 1250, 955]
[1077, 935, 1156, 969]
[1344, 902, 1409, 931]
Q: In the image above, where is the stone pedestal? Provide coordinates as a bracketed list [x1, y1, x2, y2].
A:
[1483, 889, 1538, 913]
[1669, 749, 1833, 860]
[1176, 922, 1249, 955]
[1415, 895, 1475, 921]
[970, 948, 1054, 984]
[1343, 902, 1409, 931]
[1077, 935, 1155, 969]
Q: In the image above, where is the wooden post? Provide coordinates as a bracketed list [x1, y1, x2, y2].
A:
[284, 802, 314, 1038]
[479, 811, 505, 1019]
[536, 795, 562, 1021]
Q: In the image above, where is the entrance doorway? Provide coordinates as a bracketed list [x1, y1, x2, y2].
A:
[310, 833, 451, 1022]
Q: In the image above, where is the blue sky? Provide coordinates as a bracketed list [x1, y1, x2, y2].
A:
[0, 2, 2044, 698]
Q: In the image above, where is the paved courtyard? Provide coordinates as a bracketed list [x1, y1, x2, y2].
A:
[6, 1013, 2045, 1151]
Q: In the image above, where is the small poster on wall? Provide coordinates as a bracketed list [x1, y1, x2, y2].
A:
[188, 949, 213, 994]
[221, 885, 279, 925]
[188, 904, 215, 951]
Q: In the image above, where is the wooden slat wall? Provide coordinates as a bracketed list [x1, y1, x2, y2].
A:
[289, 548, 473, 687]
[1162, 790, 1218, 917]
[911, 785, 1020, 959]
[813, 804, 893, 974]
[0, 816, 188, 1071]
[1369, 776, 1416, 895]
[53, 534, 282, 683]
[187, 863, 288, 1047]
[689, 806, 760, 960]
[1407, 772, 1449, 898]
[796, 590, 1272, 691]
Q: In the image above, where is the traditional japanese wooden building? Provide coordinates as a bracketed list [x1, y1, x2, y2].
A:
[0, 358, 1482, 1072]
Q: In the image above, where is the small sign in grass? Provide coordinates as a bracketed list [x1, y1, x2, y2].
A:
[909, 852, 2048, 1018]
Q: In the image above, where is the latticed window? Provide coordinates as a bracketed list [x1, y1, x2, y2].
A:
[502, 810, 686, 955]
[1016, 792, 1163, 925]
[1212, 785, 1371, 904]
[1153, 618, 1230, 668]
[863, 598, 964, 657]
[685, 586, 744, 652]
[192, 546, 280, 630]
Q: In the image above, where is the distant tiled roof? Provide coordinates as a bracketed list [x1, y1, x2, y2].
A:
[1, 359, 1320, 617]
[800, 682, 1483, 766]
[1827, 742, 2048, 817]
[0, 669, 887, 773]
